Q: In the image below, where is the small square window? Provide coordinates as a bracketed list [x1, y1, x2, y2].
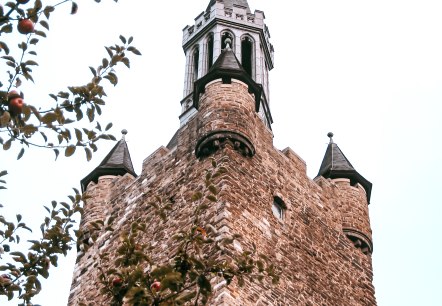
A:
[272, 197, 286, 220]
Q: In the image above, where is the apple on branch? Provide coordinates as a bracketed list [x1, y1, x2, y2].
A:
[17, 19, 34, 34]
[8, 91, 24, 115]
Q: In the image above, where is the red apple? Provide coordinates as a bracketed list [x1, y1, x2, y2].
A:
[8, 97, 24, 115]
[112, 277, 123, 287]
[151, 280, 161, 292]
[17, 0, 30, 4]
[17, 19, 34, 34]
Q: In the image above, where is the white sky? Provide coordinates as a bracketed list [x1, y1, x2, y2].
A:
[1, 0, 442, 305]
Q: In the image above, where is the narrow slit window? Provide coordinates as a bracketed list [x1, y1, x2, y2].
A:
[241, 37, 253, 77]
[207, 34, 214, 69]
[193, 48, 200, 81]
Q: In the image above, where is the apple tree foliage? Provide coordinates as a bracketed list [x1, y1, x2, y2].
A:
[0, 0, 141, 304]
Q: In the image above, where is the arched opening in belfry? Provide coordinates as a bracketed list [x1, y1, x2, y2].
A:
[207, 34, 214, 69]
[221, 31, 234, 50]
[193, 47, 200, 81]
[241, 36, 253, 77]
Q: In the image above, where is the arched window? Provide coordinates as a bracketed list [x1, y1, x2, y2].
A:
[193, 47, 200, 81]
[221, 31, 234, 50]
[241, 36, 253, 77]
[207, 34, 214, 69]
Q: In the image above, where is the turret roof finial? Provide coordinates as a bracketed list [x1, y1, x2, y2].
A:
[122, 129, 128, 140]
[327, 132, 334, 143]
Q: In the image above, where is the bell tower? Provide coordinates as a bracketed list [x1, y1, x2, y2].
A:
[180, 0, 274, 129]
[69, 1, 377, 305]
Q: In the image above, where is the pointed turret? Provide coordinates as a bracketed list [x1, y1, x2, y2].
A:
[80, 130, 137, 192]
[317, 132, 374, 255]
[317, 132, 372, 202]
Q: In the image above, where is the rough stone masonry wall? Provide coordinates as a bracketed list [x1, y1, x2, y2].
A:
[197, 79, 257, 144]
[69, 80, 376, 305]
[334, 179, 373, 243]
[210, 114, 376, 305]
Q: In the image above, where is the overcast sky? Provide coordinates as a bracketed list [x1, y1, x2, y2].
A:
[2, 0, 442, 305]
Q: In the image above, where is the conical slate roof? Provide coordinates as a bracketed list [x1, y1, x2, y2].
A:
[193, 47, 262, 111]
[207, 0, 251, 13]
[80, 130, 137, 192]
[317, 133, 372, 203]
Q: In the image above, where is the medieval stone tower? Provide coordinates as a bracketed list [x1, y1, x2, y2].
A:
[68, 1, 376, 305]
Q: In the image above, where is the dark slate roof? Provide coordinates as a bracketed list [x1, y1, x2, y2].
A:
[207, 0, 251, 13]
[193, 48, 262, 111]
[317, 134, 372, 203]
[80, 132, 137, 192]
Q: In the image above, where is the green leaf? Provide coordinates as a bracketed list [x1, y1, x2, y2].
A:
[3, 138, 12, 150]
[119, 35, 126, 44]
[87, 107, 95, 122]
[122, 57, 130, 68]
[208, 185, 218, 195]
[161, 271, 183, 292]
[105, 122, 113, 131]
[53, 148, 59, 160]
[191, 192, 203, 202]
[85, 147, 92, 161]
[206, 195, 217, 202]
[127, 46, 142, 55]
[34, 30, 47, 38]
[1, 55, 15, 62]
[65, 145, 76, 157]
[39, 20, 49, 30]
[25, 60, 38, 66]
[75, 128, 83, 142]
[104, 72, 118, 86]
[0, 41, 10, 54]
[43, 6, 55, 19]
[71, 2, 78, 15]
[17, 148, 25, 160]
[41, 112, 57, 124]
[1, 24, 12, 34]
[105, 46, 113, 57]
[89, 66, 97, 77]
[0, 170, 7, 177]
[0, 111, 11, 127]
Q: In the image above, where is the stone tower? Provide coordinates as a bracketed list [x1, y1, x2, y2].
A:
[68, 1, 376, 305]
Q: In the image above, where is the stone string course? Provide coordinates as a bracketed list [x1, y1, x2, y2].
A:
[69, 79, 376, 305]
